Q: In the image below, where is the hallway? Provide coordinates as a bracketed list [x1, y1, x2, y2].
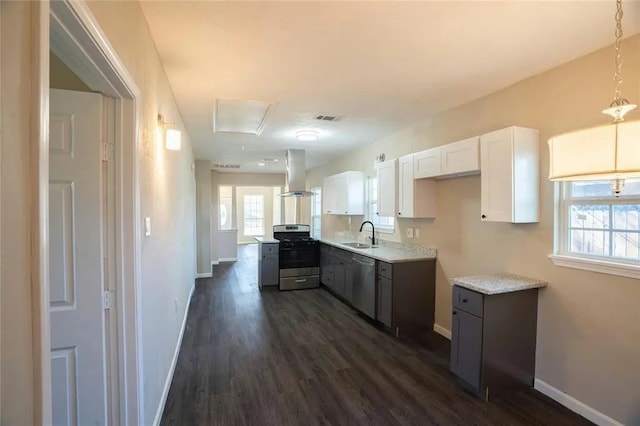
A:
[161, 244, 590, 425]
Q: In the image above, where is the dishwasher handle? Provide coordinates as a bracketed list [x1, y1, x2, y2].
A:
[352, 254, 375, 266]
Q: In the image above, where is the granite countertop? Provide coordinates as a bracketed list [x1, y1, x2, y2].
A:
[254, 237, 279, 244]
[451, 273, 547, 295]
[320, 238, 436, 263]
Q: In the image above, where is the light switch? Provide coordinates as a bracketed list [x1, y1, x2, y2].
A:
[144, 217, 151, 237]
[406, 228, 414, 238]
[415, 228, 421, 239]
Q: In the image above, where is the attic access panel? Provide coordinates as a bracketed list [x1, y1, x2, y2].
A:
[213, 98, 277, 135]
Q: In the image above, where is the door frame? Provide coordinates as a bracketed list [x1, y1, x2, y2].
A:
[33, 1, 143, 424]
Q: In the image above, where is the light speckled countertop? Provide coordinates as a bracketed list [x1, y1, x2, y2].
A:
[254, 237, 279, 244]
[451, 273, 547, 295]
[320, 238, 436, 263]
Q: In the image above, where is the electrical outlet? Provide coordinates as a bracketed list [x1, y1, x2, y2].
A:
[406, 228, 414, 238]
[415, 228, 421, 239]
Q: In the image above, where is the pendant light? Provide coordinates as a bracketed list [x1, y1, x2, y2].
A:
[548, 0, 640, 196]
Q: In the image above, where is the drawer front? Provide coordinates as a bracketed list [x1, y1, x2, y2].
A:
[262, 244, 279, 254]
[453, 286, 483, 317]
[378, 261, 392, 279]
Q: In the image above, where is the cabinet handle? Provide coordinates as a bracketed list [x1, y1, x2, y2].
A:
[295, 279, 307, 283]
[481, 214, 486, 219]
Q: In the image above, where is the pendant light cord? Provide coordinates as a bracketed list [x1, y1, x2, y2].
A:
[612, 0, 626, 106]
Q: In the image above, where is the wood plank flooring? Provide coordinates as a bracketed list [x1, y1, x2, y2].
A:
[161, 244, 592, 425]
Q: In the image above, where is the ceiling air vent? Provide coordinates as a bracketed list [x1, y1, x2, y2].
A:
[212, 164, 241, 169]
[315, 115, 342, 122]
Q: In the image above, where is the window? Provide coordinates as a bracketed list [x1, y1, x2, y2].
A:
[551, 179, 640, 278]
[367, 177, 394, 232]
[243, 195, 264, 236]
[310, 187, 322, 238]
[219, 186, 233, 230]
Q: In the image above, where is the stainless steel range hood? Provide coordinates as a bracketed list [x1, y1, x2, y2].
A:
[280, 149, 314, 197]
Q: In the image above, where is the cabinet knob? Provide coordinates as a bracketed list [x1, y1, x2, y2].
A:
[345, 211, 348, 214]
[462, 298, 468, 303]
[481, 214, 486, 219]
[376, 212, 379, 215]
[452, 311, 457, 315]
[398, 212, 402, 215]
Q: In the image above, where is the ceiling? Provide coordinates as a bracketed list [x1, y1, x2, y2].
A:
[140, 1, 640, 173]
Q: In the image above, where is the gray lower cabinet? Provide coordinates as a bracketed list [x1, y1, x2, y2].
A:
[376, 260, 435, 337]
[258, 243, 279, 288]
[450, 285, 539, 400]
[321, 243, 436, 339]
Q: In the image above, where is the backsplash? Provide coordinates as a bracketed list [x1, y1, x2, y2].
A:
[377, 238, 437, 257]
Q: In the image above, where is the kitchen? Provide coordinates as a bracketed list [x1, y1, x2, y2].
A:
[178, 1, 640, 423]
[4, 1, 640, 425]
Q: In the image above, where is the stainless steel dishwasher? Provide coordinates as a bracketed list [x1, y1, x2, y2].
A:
[351, 254, 376, 319]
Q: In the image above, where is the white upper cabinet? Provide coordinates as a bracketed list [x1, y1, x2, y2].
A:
[480, 126, 539, 223]
[398, 154, 436, 218]
[440, 136, 480, 177]
[323, 171, 364, 215]
[413, 147, 442, 179]
[375, 159, 397, 217]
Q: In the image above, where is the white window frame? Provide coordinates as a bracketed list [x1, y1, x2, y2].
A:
[549, 181, 640, 279]
[367, 176, 394, 234]
[243, 194, 265, 236]
[310, 187, 322, 239]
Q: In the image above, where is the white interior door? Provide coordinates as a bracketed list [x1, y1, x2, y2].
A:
[49, 89, 108, 425]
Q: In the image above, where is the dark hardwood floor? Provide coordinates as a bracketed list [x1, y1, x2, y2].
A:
[161, 244, 591, 425]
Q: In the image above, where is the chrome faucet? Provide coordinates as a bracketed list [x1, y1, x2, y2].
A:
[359, 220, 376, 245]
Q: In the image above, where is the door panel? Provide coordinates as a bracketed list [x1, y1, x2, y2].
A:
[50, 89, 107, 425]
[451, 309, 483, 389]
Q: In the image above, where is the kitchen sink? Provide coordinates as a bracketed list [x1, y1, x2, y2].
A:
[340, 242, 377, 249]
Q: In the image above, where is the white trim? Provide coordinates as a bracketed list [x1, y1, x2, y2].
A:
[152, 284, 195, 426]
[433, 324, 451, 340]
[548, 254, 640, 280]
[534, 379, 623, 426]
[212, 260, 220, 265]
[32, 2, 52, 423]
[45, 2, 143, 425]
[218, 257, 237, 263]
[197, 273, 212, 278]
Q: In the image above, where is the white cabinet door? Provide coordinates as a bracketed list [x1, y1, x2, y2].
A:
[376, 159, 397, 217]
[324, 171, 364, 215]
[398, 155, 414, 217]
[414, 147, 441, 179]
[323, 175, 336, 214]
[480, 126, 539, 223]
[398, 154, 437, 218]
[441, 136, 480, 176]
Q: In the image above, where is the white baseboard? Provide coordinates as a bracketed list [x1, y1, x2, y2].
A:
[211, 260, 219, 266]
[152, 284, 196, 426]
[218, 257, 237, 262]
[433, 323, 451, 340]
[196, 272, 212, 278]
[534, 379, 623, 426]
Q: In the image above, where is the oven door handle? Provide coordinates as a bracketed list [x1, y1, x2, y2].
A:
[294, 279, 307, 283]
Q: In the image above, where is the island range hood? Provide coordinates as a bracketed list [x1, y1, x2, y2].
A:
[280, 149, 314, 197]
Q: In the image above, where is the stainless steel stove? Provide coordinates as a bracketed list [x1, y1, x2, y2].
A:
[273, 224, 320, 290]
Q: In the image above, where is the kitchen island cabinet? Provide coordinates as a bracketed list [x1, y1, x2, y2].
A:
[450, 273, 547, 400]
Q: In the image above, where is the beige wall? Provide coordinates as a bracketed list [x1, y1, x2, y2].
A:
[2, 1, 197, 424]
[307, 35, 640, 424]
[1, 2, 35, 423]
[196, 160, 212, 274]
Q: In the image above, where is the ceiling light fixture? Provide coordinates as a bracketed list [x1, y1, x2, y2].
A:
[258, 162, 265, 166]
[158, 114, 182, 151]
[295, 129, 319, 141]
[547, 0, 639, 196]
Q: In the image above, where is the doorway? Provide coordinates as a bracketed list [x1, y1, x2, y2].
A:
[33, 1, 143, 424]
